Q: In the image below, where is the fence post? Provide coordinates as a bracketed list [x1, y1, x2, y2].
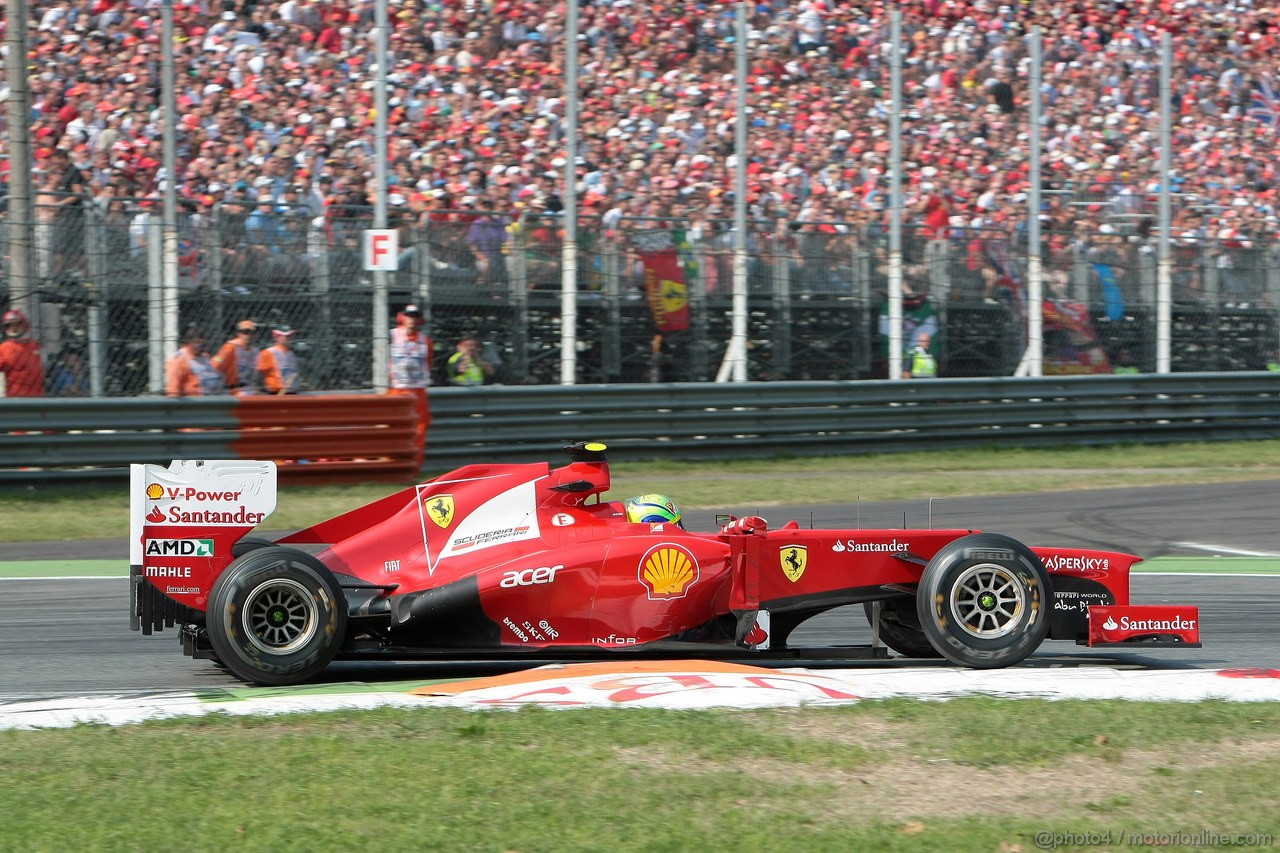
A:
[601, 231, 622, 380]
[1203, 239, 1221, 305]
[147, 216, 165, 394]
[689, 230, 709, 381]
[1071, 241, 1090, 303]
[306, 218, 335, 384]
[854, 229, 873, 376]
[1267, 244, 1280, 307]
[509, 213, 530, 382]
[1138, 242, 1157, 308]
[769, 226, 792, 380]
[200, 210, 222, 293]
[419, 220, 440, 320]
[1269, 245, 1280, 365]
[82, 204, 107, 397]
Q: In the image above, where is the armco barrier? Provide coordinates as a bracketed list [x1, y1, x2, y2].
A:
[0, 393, 421, 485]
[233, 395, 423, 483]
[1, 373, 1278, 485]
[421, 372, 1280, 466]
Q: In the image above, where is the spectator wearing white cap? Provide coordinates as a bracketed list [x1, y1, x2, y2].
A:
[258, 325, 301, 395]
[389, 303, 433, 452]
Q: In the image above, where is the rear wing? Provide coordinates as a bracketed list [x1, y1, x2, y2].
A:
[129, 460, 278, 620]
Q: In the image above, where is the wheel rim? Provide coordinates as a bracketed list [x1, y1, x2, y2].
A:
[948, 564, 1026, 639]
[242, 577, 319, 654]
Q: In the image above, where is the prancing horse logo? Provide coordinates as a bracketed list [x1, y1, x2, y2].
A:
[780, 545, 807, 583]
[427, 494, 455, 529]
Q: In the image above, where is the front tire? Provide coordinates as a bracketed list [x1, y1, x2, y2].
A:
[916, 533, 1051, 669]
[206, 546, 347, 685]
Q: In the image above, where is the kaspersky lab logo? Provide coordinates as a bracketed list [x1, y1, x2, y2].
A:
[145, 539, 215, 558]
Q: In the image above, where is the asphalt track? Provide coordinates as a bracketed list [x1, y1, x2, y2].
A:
[1, 481, 1277, 696]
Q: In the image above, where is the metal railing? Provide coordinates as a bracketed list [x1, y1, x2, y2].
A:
[2, 373, 1277, 484]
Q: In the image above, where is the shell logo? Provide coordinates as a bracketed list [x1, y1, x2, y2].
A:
[146, 483, 164, 500]
[638, 544, 700, 601]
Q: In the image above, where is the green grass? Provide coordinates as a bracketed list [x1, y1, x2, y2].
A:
[5, 443, 1280, 848]
[4, 439, 1280, 543]
[1, 699, 1277, 851]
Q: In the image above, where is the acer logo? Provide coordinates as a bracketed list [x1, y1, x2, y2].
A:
[499, 564, 563, 588]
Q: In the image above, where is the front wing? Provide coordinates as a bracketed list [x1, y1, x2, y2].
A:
[1083, 605, 1202, 647]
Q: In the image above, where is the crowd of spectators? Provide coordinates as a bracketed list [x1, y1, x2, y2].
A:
[5, 0, 1280, 256]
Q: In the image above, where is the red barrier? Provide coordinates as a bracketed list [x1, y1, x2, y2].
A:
[233, 394, 425, 484]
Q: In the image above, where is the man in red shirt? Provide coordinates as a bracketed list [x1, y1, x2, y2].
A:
[0, 310, 45, 397]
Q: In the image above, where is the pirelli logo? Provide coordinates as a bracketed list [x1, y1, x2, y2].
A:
[966, 548, 1015, 562]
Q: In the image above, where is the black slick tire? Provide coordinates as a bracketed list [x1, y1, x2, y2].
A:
[206, 546, 347, 686]
[916, 532, 1051, 669]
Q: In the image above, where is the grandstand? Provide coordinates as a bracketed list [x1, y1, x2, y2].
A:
[3, 0, 1279, 391]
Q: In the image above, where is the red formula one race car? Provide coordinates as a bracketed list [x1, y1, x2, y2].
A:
[129, 443, 1201, 685]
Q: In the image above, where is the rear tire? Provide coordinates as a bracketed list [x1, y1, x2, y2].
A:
[863, 599, 943, 659]
[206, 546, 347, 685]
[916, 533, 1051, 669]
[232, 535, 277, 558]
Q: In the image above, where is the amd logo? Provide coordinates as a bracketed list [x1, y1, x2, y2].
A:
[144, 539, 214, 557]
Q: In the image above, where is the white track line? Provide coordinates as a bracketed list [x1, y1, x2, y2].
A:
[1172, 542, 1280, 557]
[1136, 572, 1280, 578]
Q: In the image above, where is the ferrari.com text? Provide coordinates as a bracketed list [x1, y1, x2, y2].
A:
[1033, 829, 1273, 850]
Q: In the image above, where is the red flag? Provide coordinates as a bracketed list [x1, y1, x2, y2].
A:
[640, 245, 690, 332]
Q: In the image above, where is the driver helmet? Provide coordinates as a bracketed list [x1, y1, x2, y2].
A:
[625, 494, 683, 528]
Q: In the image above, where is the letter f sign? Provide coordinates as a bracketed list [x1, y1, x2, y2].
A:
[363, 229, 399, 271]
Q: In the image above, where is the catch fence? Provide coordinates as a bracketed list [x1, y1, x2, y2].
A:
[3, 199, 1279, 395]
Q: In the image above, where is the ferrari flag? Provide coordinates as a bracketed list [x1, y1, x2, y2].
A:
[636, 228, 693, 332]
